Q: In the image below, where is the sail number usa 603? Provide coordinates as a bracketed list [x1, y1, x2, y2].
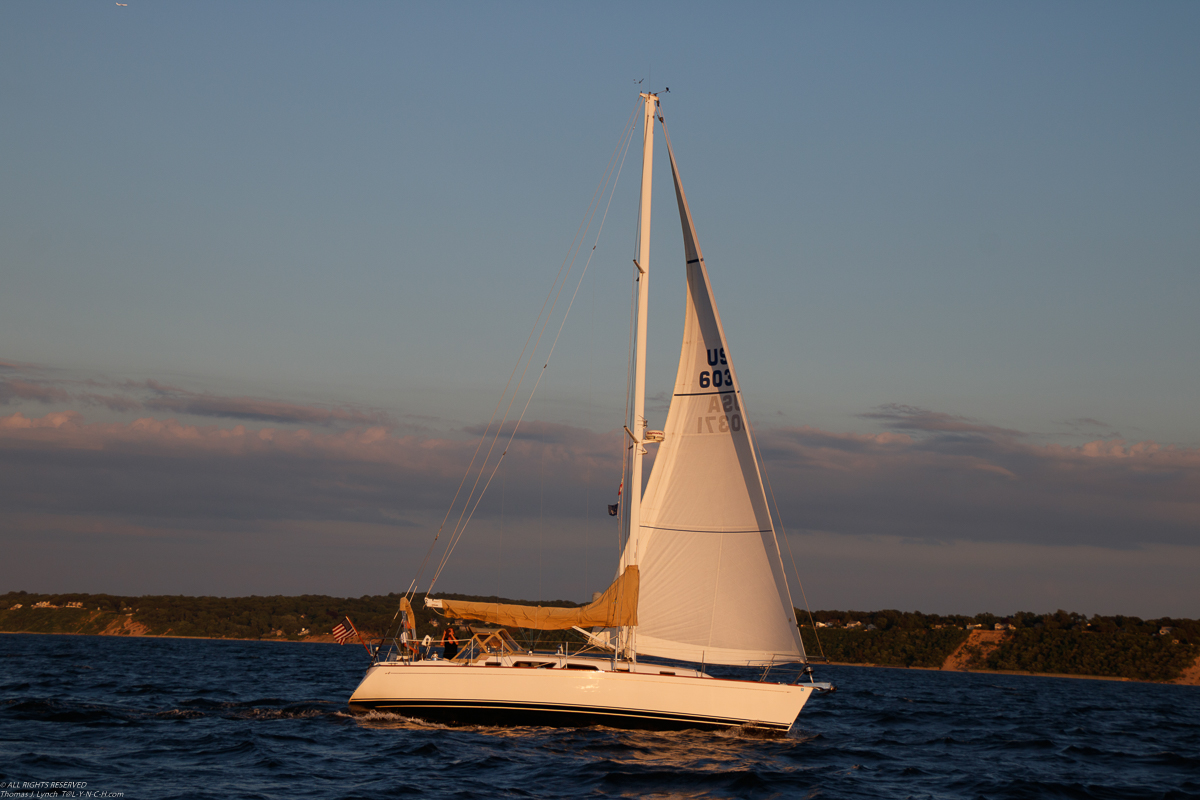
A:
[697, 393, 742, 433]
[698, 348, 730, 389]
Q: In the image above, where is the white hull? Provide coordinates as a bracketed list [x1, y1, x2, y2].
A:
[349, 655, 812, 732]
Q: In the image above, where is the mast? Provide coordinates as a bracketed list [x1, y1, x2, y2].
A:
[628, 91, 656, 566]
[621, 91, 656, 660]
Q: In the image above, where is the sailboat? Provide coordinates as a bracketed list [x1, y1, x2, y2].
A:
[348, 93, 821, 732]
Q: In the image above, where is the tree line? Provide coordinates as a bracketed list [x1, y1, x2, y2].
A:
[0, 590, 585, 650]
[3, 592, 1196, 682]
[799, 608, 1199, 681]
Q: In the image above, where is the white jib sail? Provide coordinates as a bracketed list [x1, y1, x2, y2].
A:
[620, 123, 807, 667]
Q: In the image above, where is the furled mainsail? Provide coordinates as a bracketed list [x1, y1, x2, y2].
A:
[427, 566, 639, 630]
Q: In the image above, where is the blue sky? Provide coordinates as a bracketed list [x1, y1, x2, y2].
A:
[2, 2, 1198, 617]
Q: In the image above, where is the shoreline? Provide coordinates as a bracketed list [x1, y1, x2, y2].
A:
[5, 629, 1197, 686]
[820, 661, 1170, 684]
[0, 629, 347, 644]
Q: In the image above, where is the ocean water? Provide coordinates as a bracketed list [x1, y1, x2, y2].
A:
[1, 634, 1198, 799]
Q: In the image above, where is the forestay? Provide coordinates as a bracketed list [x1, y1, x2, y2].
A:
[619, 123, 806, 667]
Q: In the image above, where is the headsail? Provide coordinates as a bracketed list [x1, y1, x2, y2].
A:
[619, 121, 806, 667]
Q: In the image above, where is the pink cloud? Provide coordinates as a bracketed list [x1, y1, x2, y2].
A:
[1, 411, 411, 461]
[0, 410, 619, 491]
[0, 411, 80, 430]
[2, 406, 1197, 554]
[0, 365, 395, 428]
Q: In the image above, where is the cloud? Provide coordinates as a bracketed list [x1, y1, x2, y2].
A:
[783, 531, 1200, 618]
[762, 415, 1200, 549]
[859, 403, 1024, 438]
[0, 362, 395, 427]
[141, 381, 394, 427]
[463, 419, 604, 446]
[78, 392, 143, 412]
[1060, 416, 1123, 440]
[773, 425, 912, 456]
[2, 405, 1198, 606]
[0, 378, 71, 405]
[0, 411, 82, 430]
[4, 403, 1198, 552]
[0, 410, 620, 527]
[0, 408, 627, 597]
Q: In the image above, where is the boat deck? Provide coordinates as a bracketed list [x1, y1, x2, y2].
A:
[376, 651, 711, 679]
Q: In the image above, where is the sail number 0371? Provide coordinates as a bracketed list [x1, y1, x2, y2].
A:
[697, 393, 742, 433]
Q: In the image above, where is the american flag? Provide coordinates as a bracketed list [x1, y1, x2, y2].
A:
[332, 617, 355, 645]
[609, 481, 622, 515]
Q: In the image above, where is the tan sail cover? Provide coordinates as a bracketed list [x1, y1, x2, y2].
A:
[398, 597, 416, 632]
[432, 566, 638, 630]
[617, 123, 807, 667]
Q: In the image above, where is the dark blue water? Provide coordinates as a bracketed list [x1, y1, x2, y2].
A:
[2, 634, 1198, 799]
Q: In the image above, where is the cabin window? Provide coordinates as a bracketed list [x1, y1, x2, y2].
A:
[562, 664, 601, 671]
